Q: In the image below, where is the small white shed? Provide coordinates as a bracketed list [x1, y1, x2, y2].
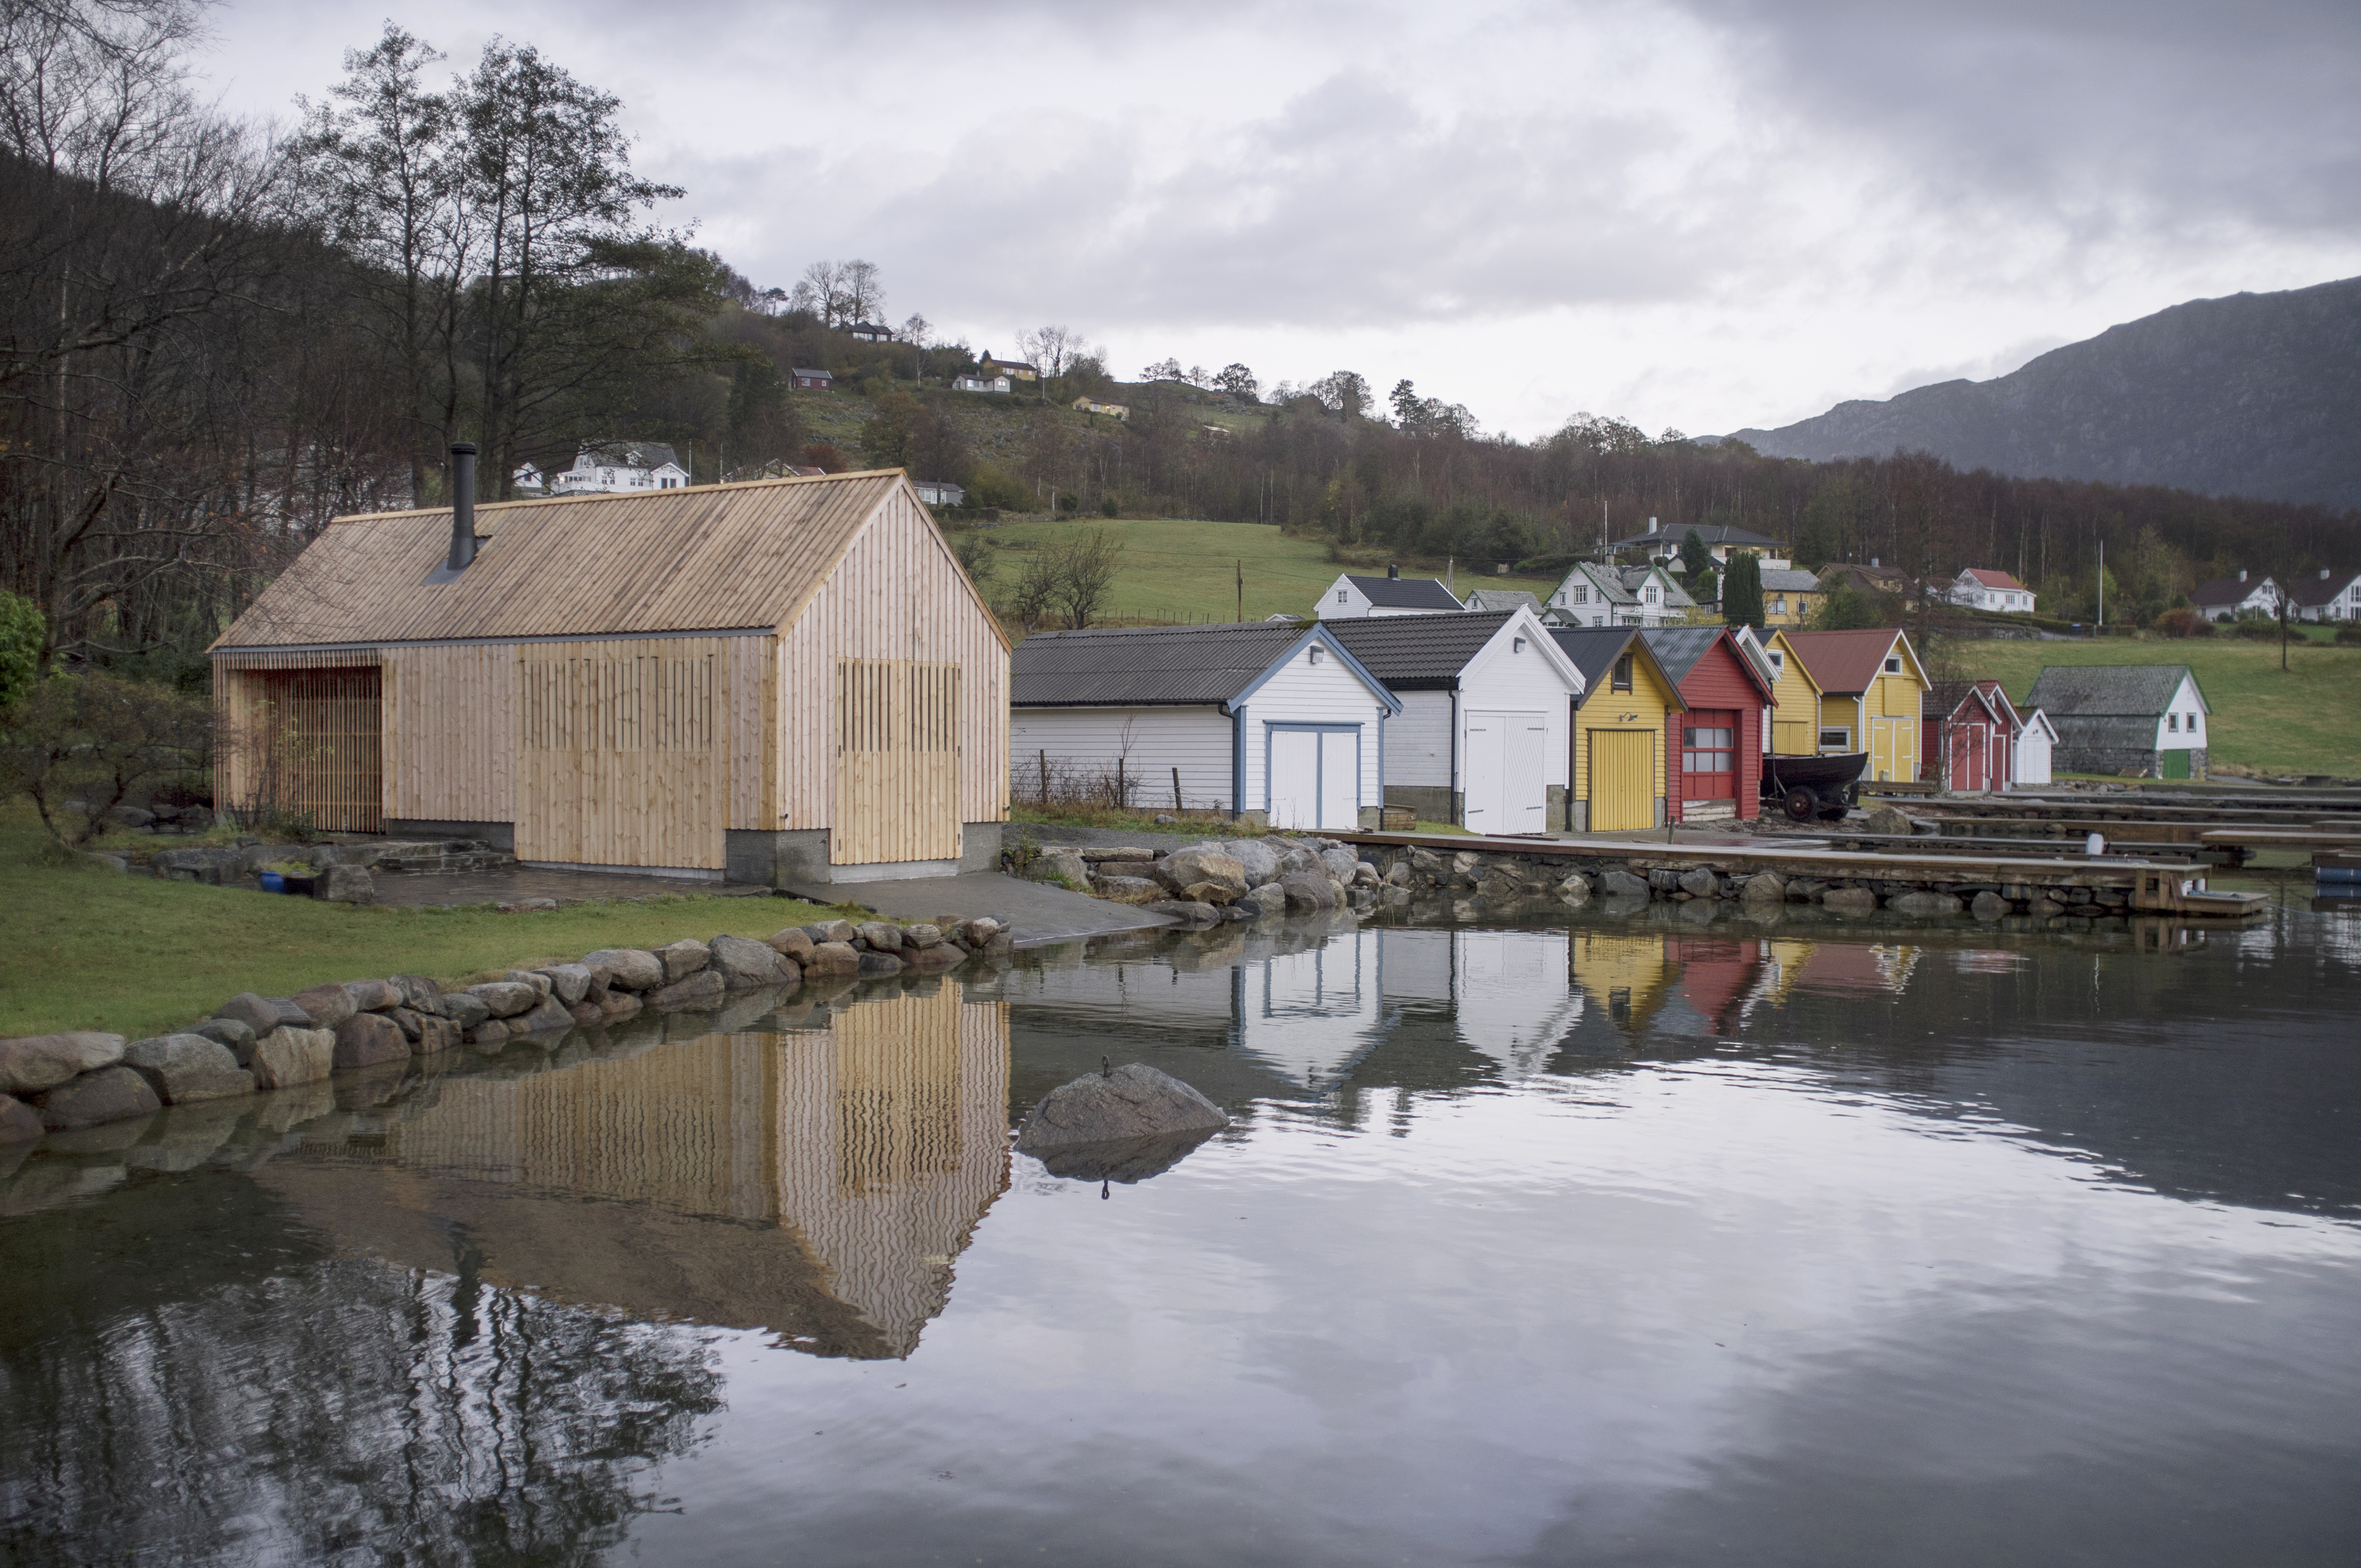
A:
[2015, 708, 2058, 785]
[1009, 622, 1400, 831]
[1327, 608, 1586, 831]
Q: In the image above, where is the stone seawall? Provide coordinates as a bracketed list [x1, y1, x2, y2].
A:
[0, 915, 1015, 1147]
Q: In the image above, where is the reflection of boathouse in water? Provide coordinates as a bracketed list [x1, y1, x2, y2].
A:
[265, 986, 1010, 1359]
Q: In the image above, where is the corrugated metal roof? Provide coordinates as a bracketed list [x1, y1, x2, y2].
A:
[1549, 625, 1683, 709]
[2025, 663, 2205, 716]
[1325, 611, 1513, 689]
[1640, 625, 1721, 684]
[1346, 574, 1464, 611]
[211, 472, 909, 649]
[1779, 628, 1910, 693]
[1010, 622, 1308, 706]
[1462, 587, 1541, 614]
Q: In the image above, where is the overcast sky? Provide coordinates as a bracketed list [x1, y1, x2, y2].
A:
[196, 0, 2361, 440]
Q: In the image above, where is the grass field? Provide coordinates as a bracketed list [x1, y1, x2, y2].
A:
[0, 807, 842, 1040]
[973, 515, 1564, 625]
[1962, 638, 2361, 776]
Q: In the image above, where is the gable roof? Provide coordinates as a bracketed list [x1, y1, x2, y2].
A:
[1759, 568, 1819, 592]
[1777, 628, 1917, 694]
[1926, 680, 2006, 723]
[211, 472, 939, 650]
[1554, 561, 1636, 606]
[2288, 569, 2361, 607]
[1326, 609, 1579, 692]
[1971, 678, 2022, 728]
[2025, 663, 2208, 717]
[1642, 625, 1775, 701]
[1009, 622, 1395, 710]
[1957, 567, 2027, 591]
[579, 440, 679, 470]
[1611, 522, 1786, 551]
[1462, 587, 1541, 614]
[1340, 573, 1464, 612]
[1618, 564, 1695, 608]
[1549, 626, 1685, 709]
[1817, 562, 1906, 591]
[2192, 574, 2273, 606]
[791, 366, 831, 378]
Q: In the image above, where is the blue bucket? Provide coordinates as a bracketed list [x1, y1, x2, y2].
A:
[259, 871, 285, 894]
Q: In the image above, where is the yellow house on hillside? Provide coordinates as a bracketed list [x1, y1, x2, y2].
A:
[1548, 627, 1686, 831]
[1766, 628, 1929, 782]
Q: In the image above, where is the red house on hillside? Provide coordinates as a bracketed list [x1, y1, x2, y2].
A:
[1641, 626, 1777, 822]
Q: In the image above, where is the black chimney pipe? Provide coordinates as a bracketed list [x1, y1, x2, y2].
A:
[447, 442, 478, 571]
[1388, 562, 1400, 579]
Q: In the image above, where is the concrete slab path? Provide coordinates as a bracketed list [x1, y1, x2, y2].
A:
[368, 867, 780, 909]
[828, 871, 1177, 949]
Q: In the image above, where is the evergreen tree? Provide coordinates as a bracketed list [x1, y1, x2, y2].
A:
[1678, 527, 1713, 597]
[1722, 551, 1765, 628]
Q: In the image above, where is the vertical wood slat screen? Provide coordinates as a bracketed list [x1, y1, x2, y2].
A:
[518, 640, 726, 869]
[236, 666, 384, 832]
[834, 658, 961, 865]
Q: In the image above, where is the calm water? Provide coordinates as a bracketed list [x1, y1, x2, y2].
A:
[5, 900, 2360, 1566]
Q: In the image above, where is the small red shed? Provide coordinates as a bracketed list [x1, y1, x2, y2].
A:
[1923, 680, 2012, 792]
[1641, 626, 1777, 823]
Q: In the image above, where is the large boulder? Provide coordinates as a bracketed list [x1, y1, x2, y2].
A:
[857, 950, 904, 975]
[440, 991, 492, 1030]
[464, 981, 539, 1019]
[1013, 1063, 1229, 1183]
[853, 921, 904, 952]
[1220, 839, 1282, 886]
[414, 1016, 465, 1055]
[768, 927, 815, 960]
[1677, 869, 1719, 898]
[191, 1017, 256, 1064]
[803, 941, 861, 976]
[1154, 846, 1249, 897]
[512, 995, 578, 1034]
[342, 978, 402, 1013]
[582, 948, 665, 992]
[0, 1093, 42, 1144]
[1888, 890, 1964, 917]
[35, 1067, 160, 1129]
[1740, 872, 1786, 905]
[290, 983, 357, 1030]
[123, 1034, 254, 1104]
[1598, 869, 1651, 900]
[1971, 891, 2013, 921]
[249, 1025, 335, 1090]
[806, 920, 856, 944]
[35, 1065, 161, 1130]
[318, 864, 375, 903]
[649, 969, 726, 1009]
[1318, 847, 1360, 883]
[654, 940, 711, 982]
[1024, 847, 1090, 887]
[1268, 841, 1326, 878]
[0, 1031, 127, 1096]
[1092, 874, 1164, 904]
[1557, 873, 1593, 905]
[709, 934, 787, 988]
[389, 974, 447, 1016]
[903, 923, 943, 950]
[334, 1012, 411, 1069]
[1178, 881, 1239, 907]
[1823, 886, 1879, 914]
[502, 970, 554, 1000]
[536, 963, 593, 1005]
[1278, 875, 1336, 912]
[215, 993, 309, 1036]
[1861, 804, 1914, 837]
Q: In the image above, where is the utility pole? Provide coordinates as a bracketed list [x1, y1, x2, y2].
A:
[2097, 539, 2104, 634]
[1236, 559, 1244, 623]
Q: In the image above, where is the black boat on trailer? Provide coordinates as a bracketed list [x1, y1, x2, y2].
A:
[1762, 751, 1869, 821]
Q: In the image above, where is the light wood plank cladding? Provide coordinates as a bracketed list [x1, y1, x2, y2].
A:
[780, 486, 1009, 840]
[833, 658, 960, 864]
[213, 662, 383, 832]
[382, 645, 515, 822]
[516, 638, 727, 869]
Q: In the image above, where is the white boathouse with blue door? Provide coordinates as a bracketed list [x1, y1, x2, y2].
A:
[1009, 622, 1400, 830]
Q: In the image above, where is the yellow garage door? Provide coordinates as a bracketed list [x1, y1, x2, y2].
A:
[1869, 717, 1911, 783]
[1590, 728, 1657, 831]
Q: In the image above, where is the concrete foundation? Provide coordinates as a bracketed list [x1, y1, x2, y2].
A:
[2052, 745, 2208, 780]
[1384, 784, 1458, 825]
[728, 823, 1006, 890]
[385, 819, 515, 852]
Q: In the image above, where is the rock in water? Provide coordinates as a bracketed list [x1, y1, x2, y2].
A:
[1014, 1063, 1228, 1182]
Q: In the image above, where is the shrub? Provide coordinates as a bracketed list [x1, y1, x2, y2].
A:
[0, 673, 214, 848]
[2338, 623, 2361, 645]
[2151, 606, 2212, 638]
[0, 591, 41, 711]
[1101, 494, 1119, 518]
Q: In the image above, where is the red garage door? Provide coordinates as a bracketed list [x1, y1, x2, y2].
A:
[1680, 710, 1737, 816]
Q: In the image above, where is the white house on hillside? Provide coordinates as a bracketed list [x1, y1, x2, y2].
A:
[1543, 561, 1690, 627]
[1320, 568, 1465, 618]
[2291, 568, 2361, 622]
[2192, 571, 2281, 622]
[545, 441, 690, 496]
[1946, 568, 2037, 613]
[1609, 519, 1792, 571]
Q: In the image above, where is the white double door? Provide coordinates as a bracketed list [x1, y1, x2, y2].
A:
[1463, 710, 1548, 834]
[1269, 726, 1361, 830]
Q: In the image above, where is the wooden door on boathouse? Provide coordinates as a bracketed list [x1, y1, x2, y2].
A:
[516, 640, 726, 870]
[216, 661, 384, 833]
[834, 658, 962, 865]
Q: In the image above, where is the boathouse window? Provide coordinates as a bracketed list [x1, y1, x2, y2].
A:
[1612, 655, 1633, 693]
[1572, 585, 1589, 604]
[1336, 587, 1347, 603]
[1885, 656, 1901, 673]
[2168, 714, 2179, 732]
[1682, 725, 1734, 774]
[2186, 711, 2197, 730]
[1819, 727, 1851, 750]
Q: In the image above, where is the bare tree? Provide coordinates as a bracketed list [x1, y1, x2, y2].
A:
[839, 259, 884, 324]
[1008, 547, 1060, 633]
[901, 311, 930, 379]
[1018, 324, 1086, 402]
[1054, 527, 1123, 629]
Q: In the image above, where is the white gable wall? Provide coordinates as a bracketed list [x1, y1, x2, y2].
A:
[1322, 574, 1377, 618]
[1454, 617, 1577, 798]
[1009, 706, 1233, 812]
[2015, 712, 2055, 785]
[1237, 639, 1392, 825]
[2156, 674, 2206, 750]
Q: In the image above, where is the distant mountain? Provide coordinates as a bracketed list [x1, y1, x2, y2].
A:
[1726, 277, 2361, 510]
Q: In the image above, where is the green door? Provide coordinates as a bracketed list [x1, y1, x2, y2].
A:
[2162, 749, 2190, 780]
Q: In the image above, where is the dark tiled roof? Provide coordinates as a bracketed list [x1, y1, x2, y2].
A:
[1548, 626, 1683, 707]
[2288, 570, 2361, 607]
[1011, 622, 1308, 706]
[2192, 575, 2270, 605]
[2025, 664, 2206, 717]
[1462, 587, 1541, 614]
[1325, 611, 1513, 689]
[1639, 625, 1722, 684]
[1345, 574, 1464, 611]
[1613, 522, 1786, 550]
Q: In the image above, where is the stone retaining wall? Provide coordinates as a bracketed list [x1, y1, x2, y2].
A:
[0, 914, 1016, 1146]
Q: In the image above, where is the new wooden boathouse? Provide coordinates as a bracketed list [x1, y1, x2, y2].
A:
[209, 458, 1009, 886]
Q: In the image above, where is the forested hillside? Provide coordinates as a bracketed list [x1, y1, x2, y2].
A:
[6, 1, 2357, 682]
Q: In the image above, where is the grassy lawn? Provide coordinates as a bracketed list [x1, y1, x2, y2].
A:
[1962, 638, 2361, 776]
[978, 515, 1565, 625]
[0, 807, 845, 1040]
